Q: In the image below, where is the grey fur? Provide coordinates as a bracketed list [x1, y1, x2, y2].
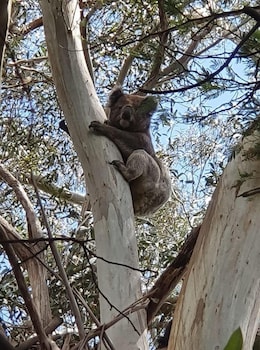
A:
[89, 87, 171, 216]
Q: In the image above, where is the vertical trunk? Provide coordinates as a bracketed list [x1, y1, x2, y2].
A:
[0, 0, 12, 86]
[169, 130, 260, 349]
[40, 1, 148, 348]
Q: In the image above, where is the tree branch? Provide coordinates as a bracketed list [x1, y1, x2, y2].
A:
[0, 164, 52, 325]
[140, 21, 260, 94]
[79, 10, 95, 84]
[142, 0, 169, 90]
[147, 225, 201, 324]
[117, 6, 260, 48]
[0, 0, 12, 86]
[16, 317, 62, 350]
[28, 174, 88, 206]
[32, 176, 86, 340]
[0, 227, 53, 350]
[0, 332, 15, 350]
[0, 163, 42, 239]
[21, 17, 43, 35]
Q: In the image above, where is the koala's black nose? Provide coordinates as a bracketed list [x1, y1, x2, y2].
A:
[122, 106, 132, 120]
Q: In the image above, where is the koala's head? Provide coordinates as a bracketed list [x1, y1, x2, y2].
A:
[106, 87, 158, 132]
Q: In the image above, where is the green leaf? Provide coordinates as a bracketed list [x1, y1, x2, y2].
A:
[223, 328, 243, 350]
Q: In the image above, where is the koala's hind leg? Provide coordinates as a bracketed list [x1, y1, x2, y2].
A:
[111, 150, 160, 183]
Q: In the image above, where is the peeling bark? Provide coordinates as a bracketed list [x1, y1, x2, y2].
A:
[169, 130, 260, 349]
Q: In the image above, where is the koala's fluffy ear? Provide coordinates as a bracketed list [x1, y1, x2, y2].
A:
[108, 86, 124, 106]
[137, 96, 158, 115]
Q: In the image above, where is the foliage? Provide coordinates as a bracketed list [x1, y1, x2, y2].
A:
[0, 0, 259, 348]
[223, 328, 243, 350]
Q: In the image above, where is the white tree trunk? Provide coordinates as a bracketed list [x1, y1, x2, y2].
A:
[169, 130, 260, 349]
[40, 1, 148, 349]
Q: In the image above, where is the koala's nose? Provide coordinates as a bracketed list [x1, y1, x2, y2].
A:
[122, 106, 132, 120]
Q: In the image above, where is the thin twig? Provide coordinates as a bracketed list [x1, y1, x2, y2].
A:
[140, 21, 260, 94]
[32, 175, 86, 340]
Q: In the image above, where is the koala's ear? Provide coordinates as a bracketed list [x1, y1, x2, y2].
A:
[108, 86, 124, 106]
[138, 96, 158, 115]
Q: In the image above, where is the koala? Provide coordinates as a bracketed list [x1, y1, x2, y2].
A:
[89, 87, 171, 216]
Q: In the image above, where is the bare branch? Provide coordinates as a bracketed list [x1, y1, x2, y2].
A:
[159, 24, 213, 83]
[21, 17, 43, 35]
[28, 174, 88, 206]
[0, 227, 54, 350]
[243, 6, 260, 22]
[140, 21, 260, 94]
[0, 0, 12, 86]
[0, 164, 52, 325]
[80, 13, 95, 84]
[142, 0, 169, 90]
[116, 25, 160, 86]
[116, 41, 145, 86]
[0, 332, 15, 350]
[117, 6, 260, 48]
[147, 225, 201, 324]
[0, 216, 37, 260]
[16, 317, 62, 350]
[76, 299, 149, 347]
[0, 163, 42, 239]
[73, 288, 115, 350]
[32, 176, 86, 340]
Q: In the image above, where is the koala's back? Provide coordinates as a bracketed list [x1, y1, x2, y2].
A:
[125, 150, 171, 216]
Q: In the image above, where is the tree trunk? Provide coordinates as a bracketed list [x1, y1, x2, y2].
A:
[40, 1, 148, 349]
[169, 130, 260, 349]
[0, 0, 12, 86]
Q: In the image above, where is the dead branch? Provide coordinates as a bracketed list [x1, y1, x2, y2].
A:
[0, 216, 38, 260]
[0, 332, 15, 350]
[0, 163, 42, 239]
[74, 300, 149, 349]
[80, 14, 95, 84]
[21, 17, 43, 35]
[72, 224, 201, 348]
[117, 6, 260, 48]
[244, 6, 260, 22]
[0, 164, 52, 325]
[0, 226, 55, 350]
[28, 174, 88, 206]
[16, 317, 62, 350]
[147, 225, 201, 324]
[32, 176, 86, 340]
[73, 288, 115, 350]
[140, 20, 260, 95]
[0, 0, 11, 85]
[142, 0, 169, 90]
[159, 24, 213, 83]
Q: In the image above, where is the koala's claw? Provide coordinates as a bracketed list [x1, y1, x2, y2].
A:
[89, 120, 102, 130]
[110, 160, 123, 168]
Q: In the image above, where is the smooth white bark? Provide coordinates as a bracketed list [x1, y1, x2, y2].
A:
[40, 1, 148, 348]
[169, 130, 260, 349]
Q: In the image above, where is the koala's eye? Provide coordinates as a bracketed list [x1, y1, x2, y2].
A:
[117, 104, 124, 110]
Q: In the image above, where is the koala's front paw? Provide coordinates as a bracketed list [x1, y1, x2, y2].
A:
[89, 120, 104, 133]
[110, 160, 124, 169]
